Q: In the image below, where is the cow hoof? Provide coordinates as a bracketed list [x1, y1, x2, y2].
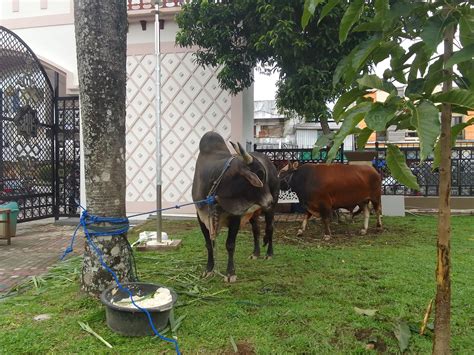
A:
[297, 229, 303, 236]
[376, 226, 383, 232]
[360, 229, 367, 235]
[323, 235, 331, 241]
[224, 275, 237, 283]
[201, 271, 214, 279]
[248, 254, 259, 260]
[264, 255, 273, 260]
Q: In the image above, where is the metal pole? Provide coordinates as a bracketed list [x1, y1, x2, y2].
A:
[154, 2, 162, 242]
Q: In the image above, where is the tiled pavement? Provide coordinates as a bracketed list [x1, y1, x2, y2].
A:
[0, 219, 80, 293]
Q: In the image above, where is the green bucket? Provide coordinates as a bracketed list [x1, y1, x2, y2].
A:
[0, 201, 19, 236]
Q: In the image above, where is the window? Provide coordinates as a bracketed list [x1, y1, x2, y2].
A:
[452, 116, 464, 140]
[405, 131, 418, 139]
[257, 125, 283, 138]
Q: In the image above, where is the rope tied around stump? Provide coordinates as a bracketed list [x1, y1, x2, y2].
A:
[60, 196, 219, 355]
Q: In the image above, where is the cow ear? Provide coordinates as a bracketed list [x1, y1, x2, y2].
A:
[241, 169, 263, 188]
[292, 162, 299, 170]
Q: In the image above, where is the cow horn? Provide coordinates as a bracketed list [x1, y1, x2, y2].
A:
[229, 141, 241, 155]
[237, 142, 253, 164]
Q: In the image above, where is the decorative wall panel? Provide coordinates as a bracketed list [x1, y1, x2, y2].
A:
[125, 52, 232, 211]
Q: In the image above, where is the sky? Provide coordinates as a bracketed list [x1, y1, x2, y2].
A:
[254, 70, 279, 101]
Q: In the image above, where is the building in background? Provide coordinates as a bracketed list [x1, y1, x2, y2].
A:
[254, 100, 354, 150]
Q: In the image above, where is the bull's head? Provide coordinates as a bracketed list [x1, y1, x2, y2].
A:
[278, 161, 299, 191]
[214, 141, 273, 214]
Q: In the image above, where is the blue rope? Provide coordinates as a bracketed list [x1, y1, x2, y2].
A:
[61, 196, 216, 260]
[60, 196, 218, 354]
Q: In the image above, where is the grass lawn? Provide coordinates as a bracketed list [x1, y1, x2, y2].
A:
[0, 215, 473, 354]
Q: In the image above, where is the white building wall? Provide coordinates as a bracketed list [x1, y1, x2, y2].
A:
[125, 19, 249, 216]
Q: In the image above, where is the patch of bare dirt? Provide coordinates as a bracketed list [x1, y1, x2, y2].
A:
[354, 328, 387, 353]
[221, 341, 256, 355]
[272, 217, 384, 247]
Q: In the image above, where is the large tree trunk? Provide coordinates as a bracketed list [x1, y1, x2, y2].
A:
[433, 9, 455, 354]
[319, 115, 331, 136]
[74, 0, 133, 297]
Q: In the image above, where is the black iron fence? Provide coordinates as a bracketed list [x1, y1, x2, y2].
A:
[368, 143, 474, 197]
[254, 143, 474, 197]
[254, 144, 346, 171]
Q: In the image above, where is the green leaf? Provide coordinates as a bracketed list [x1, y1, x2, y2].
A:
[354, 306, 378, 317]
[451, 104, 470, 115]
[327, 102, 372, 162]
[453, 76, 472, 92]
[372, 41, 397, 65]
[432, 89, 474, 110]
[420, 15, 444, 52]
[333, 54, 353, 87]
[409, 100, 440, 161]
[408, 46, 430, 82]
[396, 115, 416, 131]
[357, 74, 397, 95]
[393, 320, 411, 353]
[374, 0, 389, 19]
[333, 88, 368, 120]
[446, 44, 474, 68]
[318, 0, 341, 25]
[451, 118, 474, 147]
[458, 61, 474, 91]
[312, 132, 334, 157]
[339, 0, 364, 44]
[364, 103, 397, 131]
[352, 20, 383, 32]
[386, 144, 420, 190]
[459, 10, 474, 47]
[405, 78, 426, 99]
[389, 44, 407, 84]
[302, 0, 324, 29]
[356, 127, 373, 150]
[351, 35, 382, 76]
[423, 57, 444, 96]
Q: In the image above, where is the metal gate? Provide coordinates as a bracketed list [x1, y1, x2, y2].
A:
[56, 97, 80, 217]
[0, 26, 56, 221]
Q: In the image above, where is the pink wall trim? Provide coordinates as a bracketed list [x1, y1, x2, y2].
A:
[127, 43, 154, 55]
[127, 42, 200, 55]
[40, 0, 48, 10]
[2, 0, 73, 29]
[126, 201, 196, 216]
[12, 0, 19, 12]
[1, 12, 73, 29]
[230, 93, 244, 143]
[160, 42, 199, 53]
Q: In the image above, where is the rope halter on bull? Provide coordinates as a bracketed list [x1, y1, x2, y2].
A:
[198, 155, 235, 277]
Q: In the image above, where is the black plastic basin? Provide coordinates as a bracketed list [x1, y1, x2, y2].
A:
[100, 282, 177, 336]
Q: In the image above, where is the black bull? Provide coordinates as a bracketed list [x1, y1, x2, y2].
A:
[192, 132, 279, 282]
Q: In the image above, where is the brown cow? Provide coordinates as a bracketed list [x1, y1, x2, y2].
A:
[279, 162, 382, 240]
